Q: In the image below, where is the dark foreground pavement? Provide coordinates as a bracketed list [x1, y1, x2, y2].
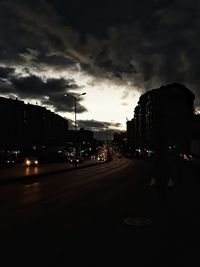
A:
[0, 161, 200, 267]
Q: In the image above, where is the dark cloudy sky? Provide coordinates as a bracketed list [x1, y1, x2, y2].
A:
[0, 0, 200, 134]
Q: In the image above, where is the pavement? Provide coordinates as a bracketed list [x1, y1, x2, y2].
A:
[140, 161, 200, 266]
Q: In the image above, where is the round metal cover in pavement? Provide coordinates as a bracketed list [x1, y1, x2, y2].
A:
[123, 217, 152, 226]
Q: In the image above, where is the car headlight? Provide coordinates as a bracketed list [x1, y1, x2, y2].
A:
[26, 160, 31, 165]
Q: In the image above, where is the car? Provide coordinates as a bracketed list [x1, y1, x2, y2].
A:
[69, 156, 84, 164]
[97, 155, 106, 161]
[5, 157, 16, 166]
[0, 157, 16, 168]
[179, 153, 193, 163]
[23, 157, 39, 167]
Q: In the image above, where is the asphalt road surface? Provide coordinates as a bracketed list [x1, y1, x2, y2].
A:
[0, 158, 95, 182]
[0, 157, 200, 266]
[0, 156, 148, 224]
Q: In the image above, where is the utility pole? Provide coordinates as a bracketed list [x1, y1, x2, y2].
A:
[65, 92, 86, 168]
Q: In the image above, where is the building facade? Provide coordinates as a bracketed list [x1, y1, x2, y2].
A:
[0, 97, 68, 149]
[126, 119, 135, 155]
[133, 83, 195, 153]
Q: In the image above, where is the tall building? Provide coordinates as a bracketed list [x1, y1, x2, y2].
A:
[0, 96, 68, 149]
[126, 119, 135, 154]
[133, 83, 195, 153]
[0, 97, 25, 149]
[192, 114, 200, 138]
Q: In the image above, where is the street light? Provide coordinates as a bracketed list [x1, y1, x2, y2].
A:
[65, 92, 86, 165]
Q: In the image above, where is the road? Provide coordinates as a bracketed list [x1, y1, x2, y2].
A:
[0, 156, 148, 224]
[0, 158, 96, 183]
[1, 157, 200, 266]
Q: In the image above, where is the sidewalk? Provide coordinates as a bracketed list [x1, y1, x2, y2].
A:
[112, 160, 200, 266]
[144, 163, 200, 265]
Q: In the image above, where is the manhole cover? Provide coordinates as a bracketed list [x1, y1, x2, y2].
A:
[123, 217, 152, 226]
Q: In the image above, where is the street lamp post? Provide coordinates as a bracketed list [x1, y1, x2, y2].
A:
[65, 93, 86, 167]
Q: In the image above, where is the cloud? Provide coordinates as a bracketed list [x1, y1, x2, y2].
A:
[0, 0, 82, 69]
[0, 66, 15, 79]
[76, 119, 122, 140]
[0, 71, 87, 113]
[78, 119, 121, 131]
[0, 0, 200, 109]
[43, 93, 87, 113]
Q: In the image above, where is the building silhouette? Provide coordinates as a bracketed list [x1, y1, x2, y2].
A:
[192, 114, 200, 138]
[127, 83, 195, 153]
[65, 128, 94, 145]
[112, 131, 127, 153]
[126, 118, 135, 155]
[0, 96, 68, 150]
